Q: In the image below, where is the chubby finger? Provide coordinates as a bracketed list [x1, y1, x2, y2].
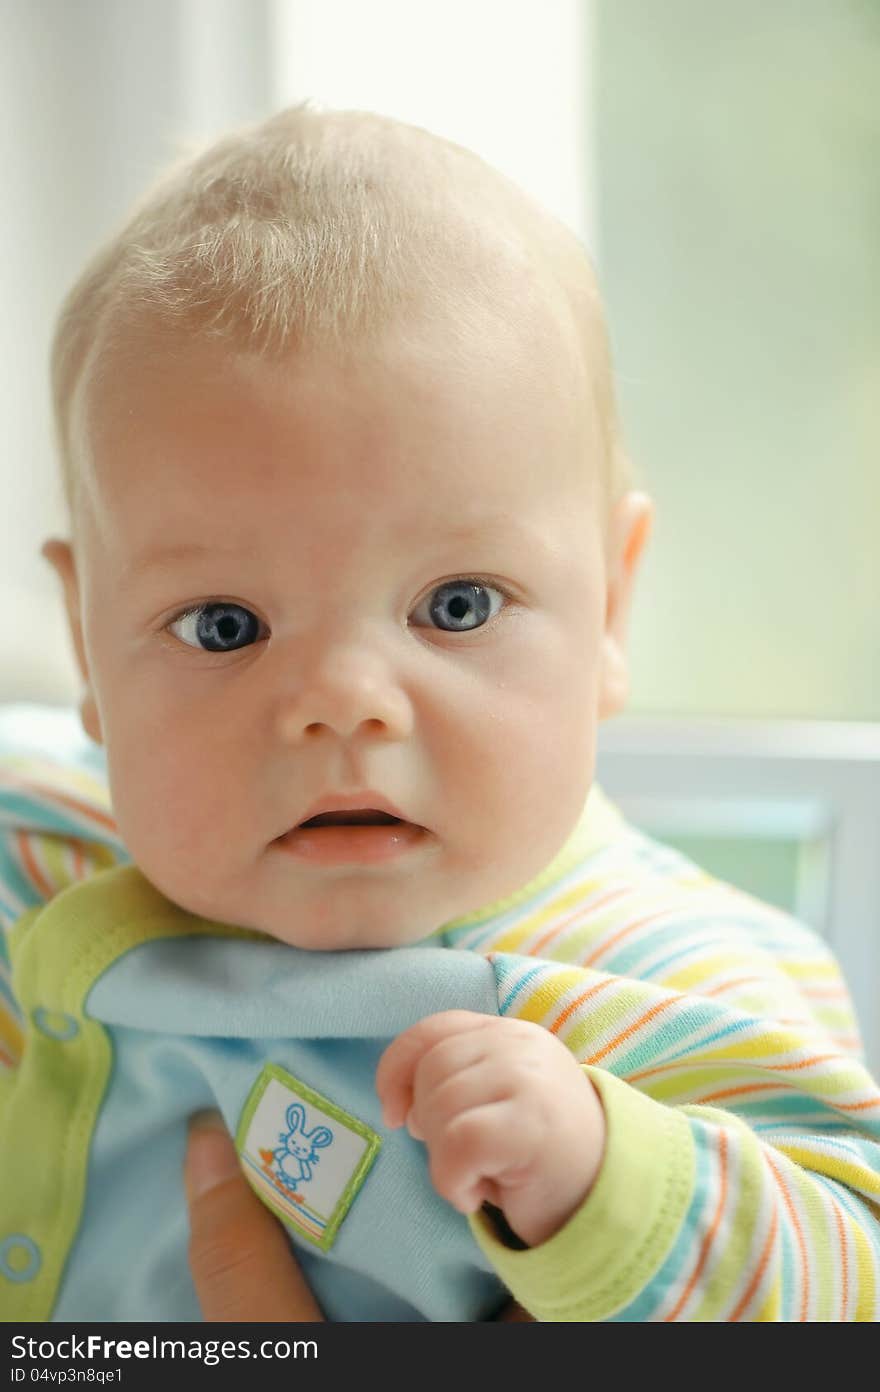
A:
[423, 1098, 535, 1212]
[405, 1049, 513, 1144]
[376, 1010, 497, 1128]
[185, 1112, 324, 1322]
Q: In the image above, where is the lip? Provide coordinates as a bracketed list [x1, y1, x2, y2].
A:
[273, 790, 429, 867]
[294, 791, 414, 826]
[274, 820, 429, 866]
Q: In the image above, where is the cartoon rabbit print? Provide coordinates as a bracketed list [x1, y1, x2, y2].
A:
[274, 1103, 333, 1190]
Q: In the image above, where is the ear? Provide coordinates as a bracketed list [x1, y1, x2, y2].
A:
[596, 492, 654, 722]
[285, 1103, 305, 1134]
[41, 538, 104, 746]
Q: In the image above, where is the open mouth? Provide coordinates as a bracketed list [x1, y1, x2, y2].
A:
[275, 808, 427, 865]
[298, 810, 405, 829]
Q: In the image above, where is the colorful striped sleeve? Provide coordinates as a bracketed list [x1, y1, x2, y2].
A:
[463, 823, 880, 1320]
[0, 719, 129, 1070]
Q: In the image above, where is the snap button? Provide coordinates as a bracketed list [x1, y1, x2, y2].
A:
[0, 1234, 41, 1283]
[32, 1006, 80, 1041]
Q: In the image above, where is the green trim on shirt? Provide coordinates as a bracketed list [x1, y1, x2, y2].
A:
[443, 786, 626, 931]
[469, 1066, 695, 1321]
[0, 867, 252, 1321]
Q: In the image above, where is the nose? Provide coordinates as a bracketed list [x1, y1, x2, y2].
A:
[274, 639, 414, 745]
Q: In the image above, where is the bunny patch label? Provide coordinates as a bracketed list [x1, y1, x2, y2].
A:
[236, 1064, 381, 1250]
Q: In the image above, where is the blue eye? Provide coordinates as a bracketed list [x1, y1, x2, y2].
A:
[410, 581, 505, 633]
[168, 602, 264, 652]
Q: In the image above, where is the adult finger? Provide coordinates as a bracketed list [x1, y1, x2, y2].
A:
[184, 1111, 324, 1322]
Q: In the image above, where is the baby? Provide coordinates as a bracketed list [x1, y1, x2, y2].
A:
[1, 106, 878, 1322]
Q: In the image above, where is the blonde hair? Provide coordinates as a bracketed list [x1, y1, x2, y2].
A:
[52, 104, 633, 524]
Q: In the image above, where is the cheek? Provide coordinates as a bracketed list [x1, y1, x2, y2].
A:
[488, 681, 596, 809]
[100, 692, 259, 903]
[432, 628, 598, 828]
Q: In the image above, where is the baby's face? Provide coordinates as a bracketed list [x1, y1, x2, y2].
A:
[52, 314, 642, 949]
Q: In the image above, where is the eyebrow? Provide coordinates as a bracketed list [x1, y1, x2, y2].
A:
[128, 540, 229, 567]
[124, 517, 558, 582]
[436, 516, 558, 555]
[123, 542, 241, 584]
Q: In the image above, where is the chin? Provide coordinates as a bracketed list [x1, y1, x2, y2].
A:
[265, 928, 386, 953]
[269, 910, 436, 954]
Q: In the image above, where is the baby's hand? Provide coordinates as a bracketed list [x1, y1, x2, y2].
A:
[376, 1010, 606, 1249]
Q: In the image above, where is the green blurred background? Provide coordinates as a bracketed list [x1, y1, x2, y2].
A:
[591, 1, 879, 929]
[595, 0, 879, 723]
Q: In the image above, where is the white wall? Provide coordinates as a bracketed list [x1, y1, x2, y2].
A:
[269, 0, 594, 248]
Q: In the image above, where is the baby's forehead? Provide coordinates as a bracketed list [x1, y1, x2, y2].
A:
[73, 310, 603, 566]
[55, 107, 624, 541]
[83, 276, 594, 448]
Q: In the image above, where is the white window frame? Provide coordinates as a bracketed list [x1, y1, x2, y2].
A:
[597, 716, 880, 1074]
